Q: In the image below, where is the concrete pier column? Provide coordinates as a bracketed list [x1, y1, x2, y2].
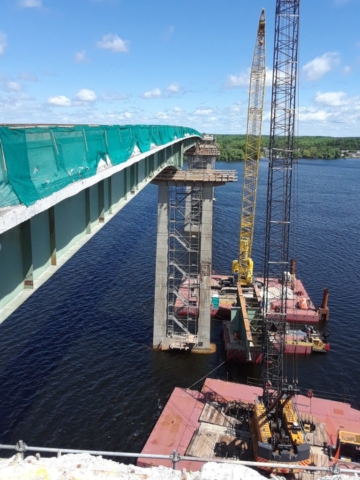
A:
[197, 186, 213, 349]
[153, 183, 169, 348]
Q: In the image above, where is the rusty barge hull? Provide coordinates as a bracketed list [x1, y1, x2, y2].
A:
[175, 275, 329, 325]
[139, 379, 360, 474]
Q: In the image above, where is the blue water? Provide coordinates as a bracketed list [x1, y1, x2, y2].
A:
[0, 159, 359, 456]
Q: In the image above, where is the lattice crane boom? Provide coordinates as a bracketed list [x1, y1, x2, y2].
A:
[262, 0, 300, 409]
[232, 9, 266, 286]
[252, 1, 311, 470]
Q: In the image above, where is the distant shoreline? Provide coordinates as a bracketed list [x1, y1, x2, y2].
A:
[213, 134, 360, 162]
[213, 156, 360, 162]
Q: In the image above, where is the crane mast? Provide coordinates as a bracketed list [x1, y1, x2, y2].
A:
[252, 0, 311, 469]
[263, 0, 299, 410]
[232, 9, 266, 286]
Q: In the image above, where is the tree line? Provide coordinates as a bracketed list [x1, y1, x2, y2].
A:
[215, 134, 360, 161]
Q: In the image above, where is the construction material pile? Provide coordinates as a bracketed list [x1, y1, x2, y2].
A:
[0, 454, 356, 480]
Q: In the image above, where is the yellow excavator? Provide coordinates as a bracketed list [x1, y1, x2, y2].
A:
[232, 9, 266, 286]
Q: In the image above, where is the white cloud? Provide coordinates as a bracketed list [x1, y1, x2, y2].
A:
[265, 68, 273, 87]
[224, 70, 250, 88]
[343, 65, 352, 74]
[194, 108, 213, 116]
[141, 88, 162, 99]
[314, 91, 348, 107]
[4, 81, 22, 92]
[47, 95, 71, 107]
[298, 107, 331, 122]
[74, 50, 90, 63]
[74, 89, 96, 102]
[18, 0, 42, 7]
[303, 52, 340, 81]
[0, 32, 7, 56]
[224, 67, 271, 89]
[18, 72, 38, 82]
[173, 107, 183, 113]
[101, 92, 129, 102]
[166, 83, 179, 94]
[156, 111, 168, 119]
[229, 102, 242, 113]
[96, 34, 129, 53]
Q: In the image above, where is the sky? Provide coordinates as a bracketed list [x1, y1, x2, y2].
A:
[0, 0, 359, 136]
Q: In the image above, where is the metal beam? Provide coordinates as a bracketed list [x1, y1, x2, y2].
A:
[0, 136, 198, 324]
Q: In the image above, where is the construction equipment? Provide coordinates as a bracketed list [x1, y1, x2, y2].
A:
[232, 9, 266, 286]
[252, 0, 311, 471]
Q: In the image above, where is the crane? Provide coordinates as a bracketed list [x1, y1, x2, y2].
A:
[232, 9, 266, 286]
[252, 0, 311, 470]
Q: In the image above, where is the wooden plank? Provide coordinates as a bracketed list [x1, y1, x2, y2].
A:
[186, 428, 219, 458]
[313, 422, 328, 447]
[199, 403, 238, 428]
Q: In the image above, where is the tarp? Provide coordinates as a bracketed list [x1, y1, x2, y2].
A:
[0, 124, 201, 207]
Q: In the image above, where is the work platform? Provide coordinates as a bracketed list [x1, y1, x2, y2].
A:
[152, 167, 237, 186]
[139, 378, 360, 477]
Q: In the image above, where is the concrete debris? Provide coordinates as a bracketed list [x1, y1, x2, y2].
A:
[0, 455, 263, 480]
[0, 454, 357, 480]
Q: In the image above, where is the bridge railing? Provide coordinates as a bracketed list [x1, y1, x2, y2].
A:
[0, 124, 201, 208]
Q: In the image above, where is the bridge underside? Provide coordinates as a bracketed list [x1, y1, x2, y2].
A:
[0, 136, 197, 323]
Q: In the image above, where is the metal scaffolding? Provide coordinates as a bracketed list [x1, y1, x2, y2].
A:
[152, 137, 236, 351]
[167, 184, 201, 346]
[166, 136, 219, 350]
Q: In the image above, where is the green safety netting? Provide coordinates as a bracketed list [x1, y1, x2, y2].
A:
[0, 124, 201, 208]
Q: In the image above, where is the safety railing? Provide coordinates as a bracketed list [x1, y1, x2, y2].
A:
[0, 441, 359, 475]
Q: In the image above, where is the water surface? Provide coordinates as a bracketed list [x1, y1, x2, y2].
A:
[0, 158, 359, 455]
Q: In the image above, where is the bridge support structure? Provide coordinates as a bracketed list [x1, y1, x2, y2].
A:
[152, 166, 237, 352]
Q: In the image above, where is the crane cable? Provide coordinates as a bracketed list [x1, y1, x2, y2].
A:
[291, 15, 301, 387]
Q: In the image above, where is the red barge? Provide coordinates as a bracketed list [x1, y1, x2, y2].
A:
[224, 278, 330, 363]
[175, 273, 329, 325]
[175, 270, 330, 362]
[139, 378, 360, 474]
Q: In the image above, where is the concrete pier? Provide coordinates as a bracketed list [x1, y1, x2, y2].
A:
[153, 184, 169, 349]
[152, 167, 237, 351]
[197, 186, 213, 350]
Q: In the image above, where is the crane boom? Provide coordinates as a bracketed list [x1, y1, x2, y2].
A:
[232, 9, 266, 286]
[252, 0, 311, 471]
[263, 0, 299, 411]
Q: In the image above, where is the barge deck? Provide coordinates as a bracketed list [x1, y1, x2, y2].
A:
[175, 274, 329, 325]
[139, 379, 360, 477]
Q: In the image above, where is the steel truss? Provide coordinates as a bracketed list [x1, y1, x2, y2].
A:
[262, 0, 300, 408]
[237, 9, 266, 286]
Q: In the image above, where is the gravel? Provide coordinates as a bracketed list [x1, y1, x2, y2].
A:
[0, 454, 357, 480]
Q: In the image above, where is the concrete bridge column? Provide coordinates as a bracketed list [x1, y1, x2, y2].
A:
[197, 186, 213, 350]
[153, 184, 169, 348]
